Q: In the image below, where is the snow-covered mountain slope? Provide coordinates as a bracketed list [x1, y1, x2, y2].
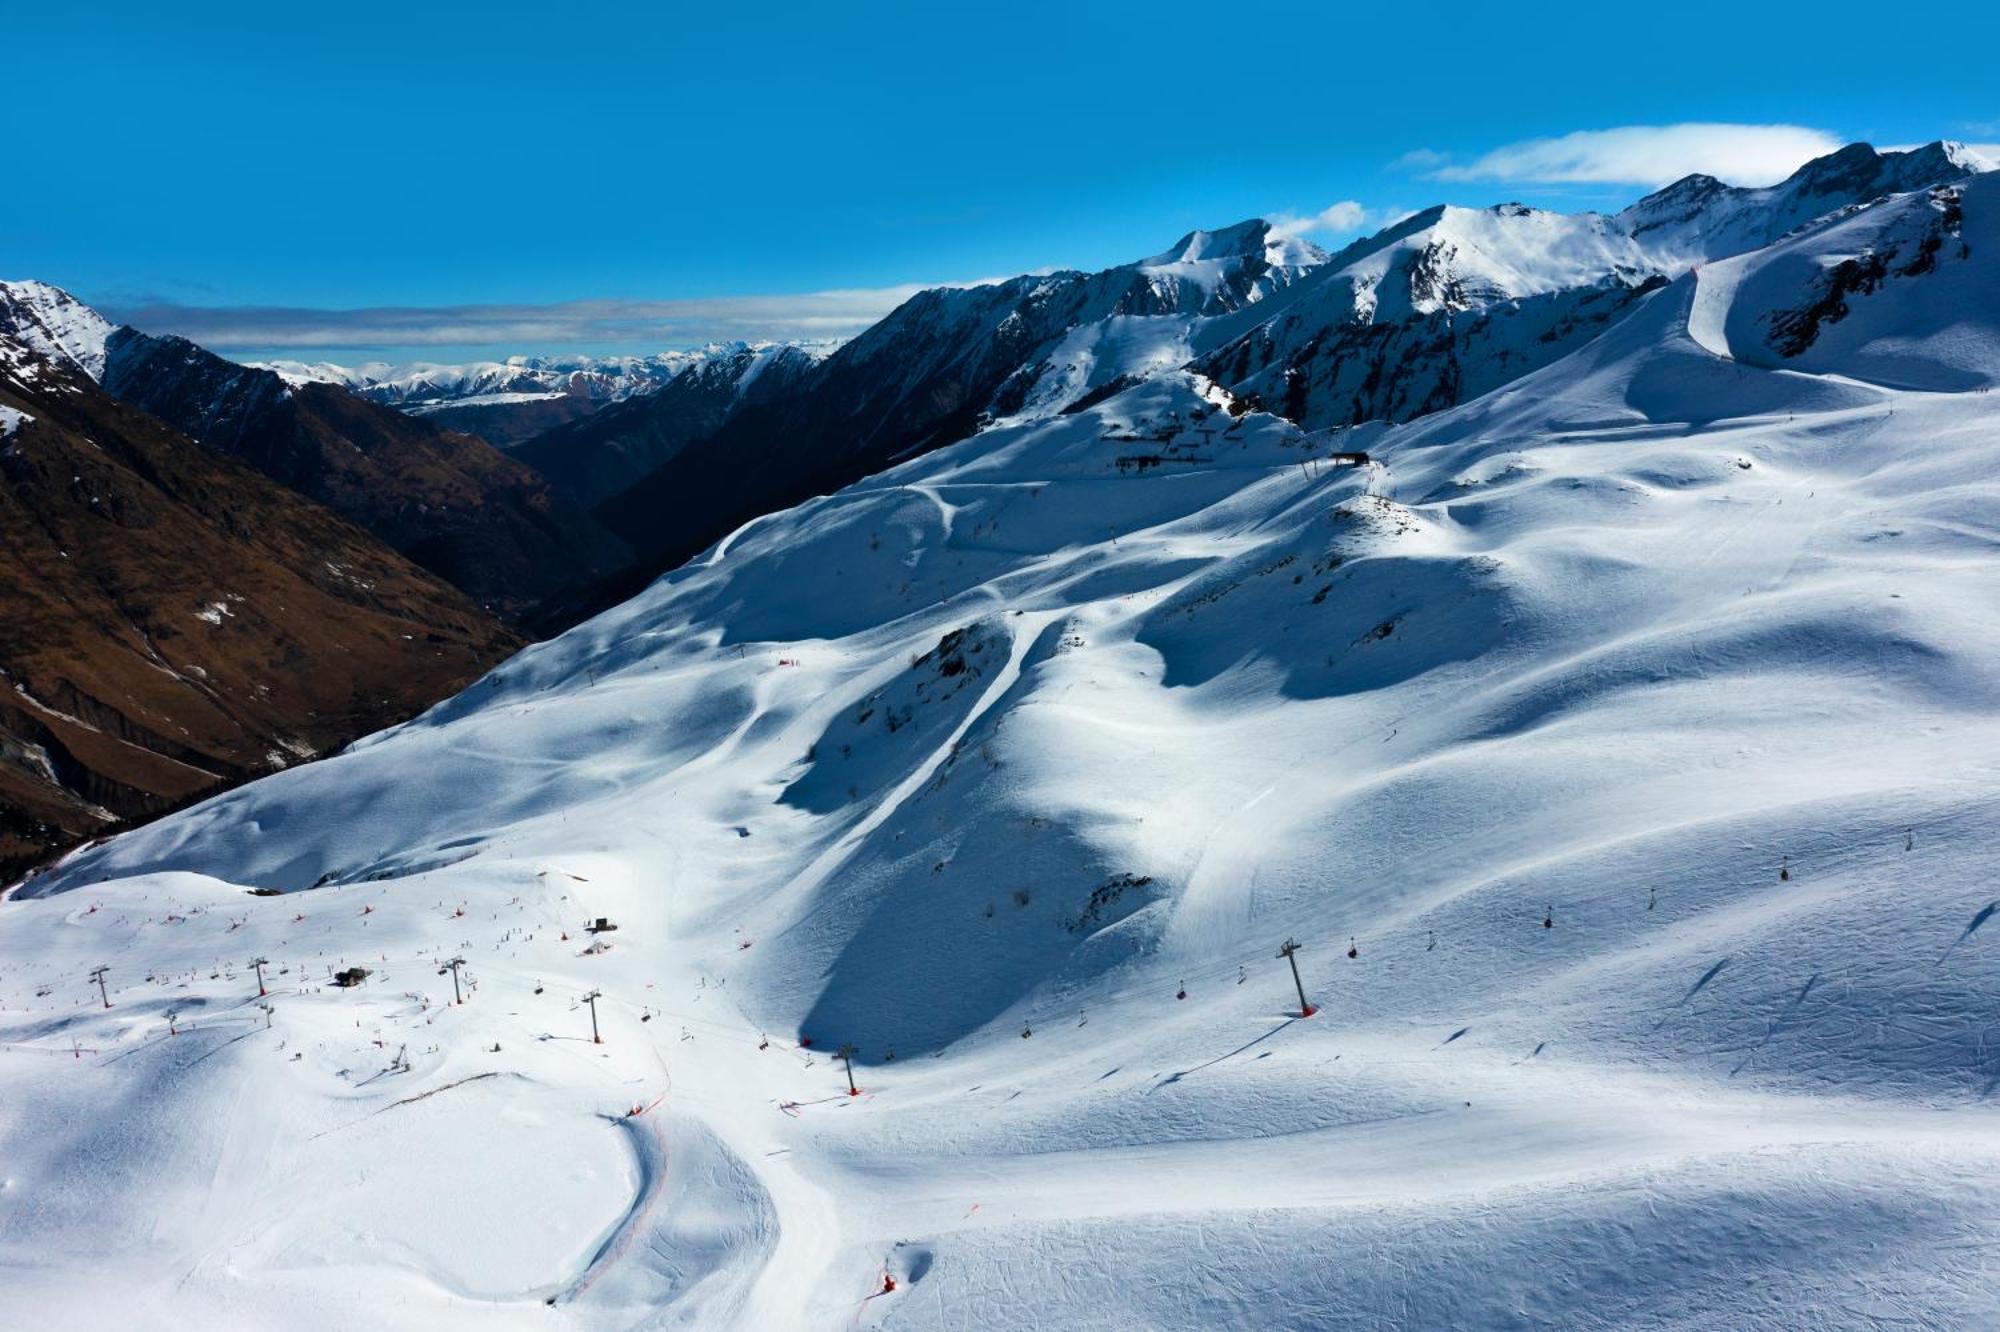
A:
[8, 167, 2000, 1328]
[0, 279, 116, 384]
[1701, 175, 2000, 389]
[859, 217, 1328, 425]
[1195, 141, 1992, 430]
[1618, 139, 1994, 265]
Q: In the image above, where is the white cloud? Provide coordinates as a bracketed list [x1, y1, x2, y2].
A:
[1309, 200, 1368, 232]
[1389, 148, 1449, 173]
[1268, 200, 1383, 239]
[1413, 123, 1846, 188]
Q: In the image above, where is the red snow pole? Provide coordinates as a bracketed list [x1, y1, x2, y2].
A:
[1277, 939, 1316, 1018]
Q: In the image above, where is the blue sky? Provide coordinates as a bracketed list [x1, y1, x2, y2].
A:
[6, 0, 1995, 362]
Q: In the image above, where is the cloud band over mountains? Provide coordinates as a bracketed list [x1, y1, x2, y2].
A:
[103, 283, 948, 353]
[1405, 123, 1848, 187]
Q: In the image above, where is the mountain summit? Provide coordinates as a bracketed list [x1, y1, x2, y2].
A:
[1140, 217, 1329, 268]
[0, 279, 115, 382]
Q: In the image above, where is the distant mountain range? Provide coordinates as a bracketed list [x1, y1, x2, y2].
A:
[253, 346, 829, 445]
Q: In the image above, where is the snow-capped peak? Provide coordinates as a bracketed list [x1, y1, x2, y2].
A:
[1139, 218, 1329, 273]
[1143, 219, 1275, 266]
[254, 359, 390, 389]
[1945, 140, 1999, 172]
[0, 279, 117, 382]
[1618, 139, 1993, 265]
